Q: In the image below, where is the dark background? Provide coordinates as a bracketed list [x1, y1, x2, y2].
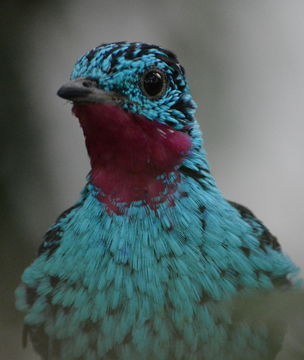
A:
[1, 1, 303, 359]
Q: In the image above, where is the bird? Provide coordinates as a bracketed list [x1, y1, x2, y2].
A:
[15, 41, 297, 360]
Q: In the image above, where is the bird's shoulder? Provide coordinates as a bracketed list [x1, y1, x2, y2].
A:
[38, 202, 82, 257]
[228, 200, 281, 252]
[180, 162, 282, 254]
[228, 200, 292, 289]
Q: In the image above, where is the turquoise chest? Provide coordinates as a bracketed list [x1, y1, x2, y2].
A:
[16, 177, 295, 360]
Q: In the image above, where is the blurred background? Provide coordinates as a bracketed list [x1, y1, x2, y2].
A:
[1, 0, 304, 359]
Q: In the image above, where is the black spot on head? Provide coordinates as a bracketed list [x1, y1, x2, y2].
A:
[172, 98, 187, 113]
[155, 54, 183, 75]
[126, 43, 183, 73]
[180, 126, 193, 136]
[86, 43, 123, 65]
[158, 47, 185, 75]
[161, 48, 180, 64]
[109, 49, 125, 73]
[86, 49, 96, 62]
[96, 41, 127, 50]
[111, 41, 128, 46]
[134, 43, 155, 57]
[171, 97, 195, 121]
[200, 167, 210, 174]
[166, 120, 178, 127]
[124, 43, 138, 60]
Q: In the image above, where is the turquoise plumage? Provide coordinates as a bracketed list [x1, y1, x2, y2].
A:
[16, 42, 297, 360]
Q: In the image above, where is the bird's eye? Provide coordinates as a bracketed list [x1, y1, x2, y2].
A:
[141, 69, 167, 99]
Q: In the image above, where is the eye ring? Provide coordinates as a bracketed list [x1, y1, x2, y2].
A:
[140, 68, 167, 100]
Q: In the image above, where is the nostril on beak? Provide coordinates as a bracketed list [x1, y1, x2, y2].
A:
[82, 80, 92, 88]
[82, 79, 98, 88]
[57, 78, 110, 103]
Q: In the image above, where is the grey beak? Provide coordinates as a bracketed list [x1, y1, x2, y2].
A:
[57, 78, 94, 101]
[57, 78, 124, 105]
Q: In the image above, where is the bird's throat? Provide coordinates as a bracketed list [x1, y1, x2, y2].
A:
[73, 103, 192, 213]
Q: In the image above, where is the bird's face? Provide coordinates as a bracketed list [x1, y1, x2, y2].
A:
[58, 42, 196, 131]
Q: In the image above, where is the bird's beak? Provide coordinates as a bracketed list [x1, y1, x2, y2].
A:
[57, 78, 124, 105]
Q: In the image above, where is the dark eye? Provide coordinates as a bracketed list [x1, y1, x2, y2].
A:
[141, 69, 167, 99]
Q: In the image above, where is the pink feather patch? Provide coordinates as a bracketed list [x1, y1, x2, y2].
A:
[73, 103, 192, 213]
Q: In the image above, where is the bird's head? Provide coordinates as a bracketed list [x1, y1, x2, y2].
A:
[57, 42, 200, 212]
[58, 41, 197, 131]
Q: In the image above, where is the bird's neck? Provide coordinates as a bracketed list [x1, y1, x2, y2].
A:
[73, 103, 192, 214]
